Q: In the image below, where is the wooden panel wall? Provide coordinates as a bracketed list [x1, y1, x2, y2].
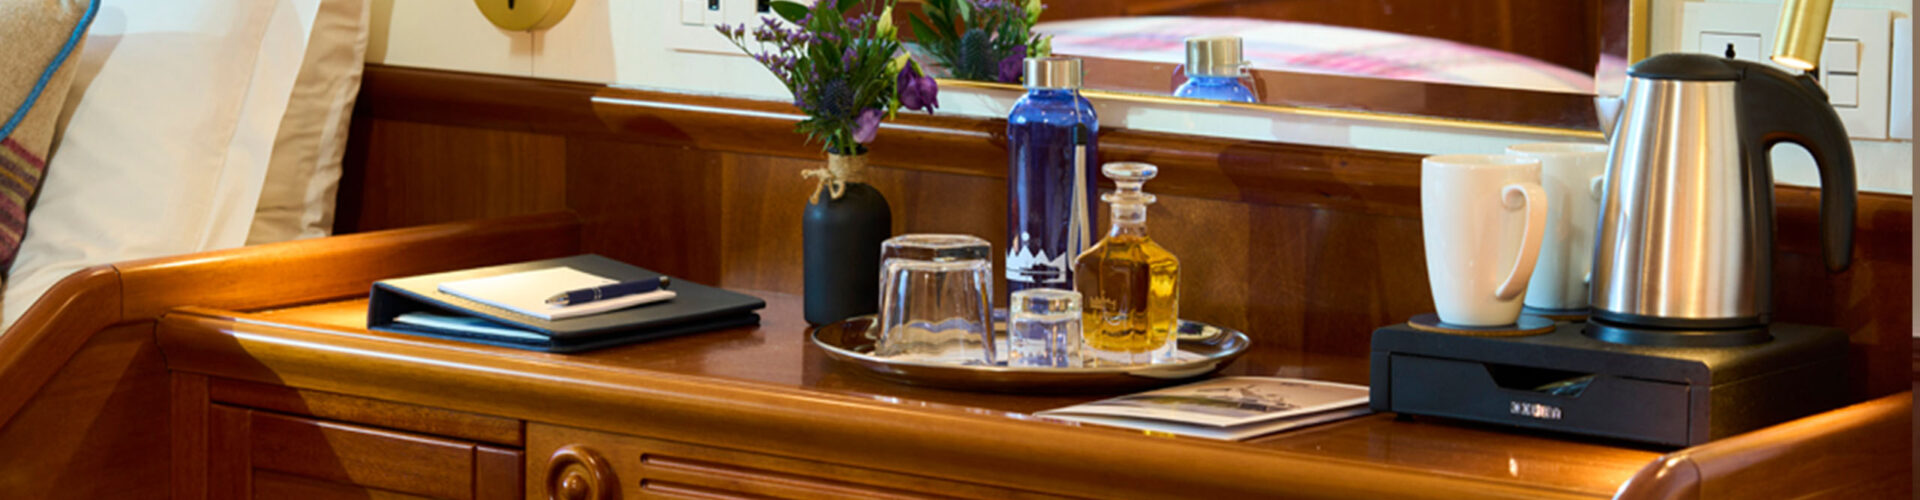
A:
[339, 66, 1913, 400]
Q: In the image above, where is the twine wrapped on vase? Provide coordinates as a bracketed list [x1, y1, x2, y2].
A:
[802, 153, 869, 204]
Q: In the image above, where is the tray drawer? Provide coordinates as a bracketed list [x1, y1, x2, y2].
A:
[1388, 354, 1692, 445]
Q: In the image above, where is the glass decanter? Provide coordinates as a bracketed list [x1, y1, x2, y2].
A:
[1073, 162, 1180, 366]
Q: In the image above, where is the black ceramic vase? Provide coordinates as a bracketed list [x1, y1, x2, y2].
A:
[802, 162, 892, 325]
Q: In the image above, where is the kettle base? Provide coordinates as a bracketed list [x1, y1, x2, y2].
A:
[1584, 318, 1772, 347]
[1369, 320, 1848, 446]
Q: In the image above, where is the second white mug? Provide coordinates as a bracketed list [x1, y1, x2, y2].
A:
[1421, 154, 1548, 327]
[1506, 142, 1609, 312]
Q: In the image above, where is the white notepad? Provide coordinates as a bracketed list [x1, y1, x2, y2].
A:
[437, 267, 675, 321]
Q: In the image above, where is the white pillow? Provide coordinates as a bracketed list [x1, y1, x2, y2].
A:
[3, 0, 320, 329]
[248, 0, 369, 245]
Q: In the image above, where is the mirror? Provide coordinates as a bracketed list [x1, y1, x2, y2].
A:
[903, 0, 1638, 132]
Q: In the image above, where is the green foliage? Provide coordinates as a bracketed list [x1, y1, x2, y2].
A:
[908, 0, 1051, 83]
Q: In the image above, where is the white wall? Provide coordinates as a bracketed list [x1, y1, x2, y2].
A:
[1651, 0, 1913, 195]
[367, 0, 1913, 195]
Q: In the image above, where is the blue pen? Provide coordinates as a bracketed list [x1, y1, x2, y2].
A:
[544, 276, 671, 306]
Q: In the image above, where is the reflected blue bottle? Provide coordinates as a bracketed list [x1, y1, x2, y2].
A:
[1175, 75, 1257, 103]
[1174, 36, 1255, 103]
[1007, 57, 1099, 294]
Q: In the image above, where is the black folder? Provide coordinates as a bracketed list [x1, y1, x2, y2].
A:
[367, 255, 765, 352]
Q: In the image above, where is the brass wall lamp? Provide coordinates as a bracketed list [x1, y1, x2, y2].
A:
[1773, 0, 1836, 72]
[476, 0, 576, 31]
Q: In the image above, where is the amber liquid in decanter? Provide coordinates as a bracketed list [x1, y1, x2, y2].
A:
[1073, 162, 1179, 366]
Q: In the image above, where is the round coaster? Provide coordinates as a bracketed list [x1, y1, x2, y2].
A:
[1521, 306, 1589, 322]
[1406, 313, 1556, 337]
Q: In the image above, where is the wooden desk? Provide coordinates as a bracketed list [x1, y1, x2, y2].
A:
[1, 214, 1904, 499]
[160, 293, 1657, 499]
[157, 295, 1908, 499]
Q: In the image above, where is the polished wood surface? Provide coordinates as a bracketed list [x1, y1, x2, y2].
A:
[0, 214, 580, 498]
[342, 65, 1913, 401]
[0, 324, 169, 499]
[209, 377, 525, 447]
[1615, 392, 1913, 499]
[201, 403, 518, 500]
[247, 409, 478, 499]
[339, 121, 567, 233]
[161, 292, 1663, 499]
[529, 423, 1077, 499]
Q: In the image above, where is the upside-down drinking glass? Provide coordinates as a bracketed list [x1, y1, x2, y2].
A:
[877, 234, 996, 365]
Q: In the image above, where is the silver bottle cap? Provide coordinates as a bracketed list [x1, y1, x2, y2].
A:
[1024, 57, 1083, 90]
[1185, 36, 1247, 77]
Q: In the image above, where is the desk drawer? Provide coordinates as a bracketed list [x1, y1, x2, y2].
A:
[209, 405, 523, 500]
[529, 423, 1074, 500]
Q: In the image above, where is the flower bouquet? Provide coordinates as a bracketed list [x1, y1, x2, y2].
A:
[717, 0, 939, 160]
[716, 0, 940, 325]
[906, 0, 1051, 83]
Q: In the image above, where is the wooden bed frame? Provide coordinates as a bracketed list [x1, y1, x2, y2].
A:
[0, 64, 1907, 498]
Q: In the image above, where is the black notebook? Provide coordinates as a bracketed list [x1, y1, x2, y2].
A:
[367, 255, 765, 352]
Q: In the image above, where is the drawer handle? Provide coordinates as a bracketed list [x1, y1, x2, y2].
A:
[547, 444, 615, 500]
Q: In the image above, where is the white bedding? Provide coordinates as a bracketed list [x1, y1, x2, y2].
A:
[3, 0, 364, 330]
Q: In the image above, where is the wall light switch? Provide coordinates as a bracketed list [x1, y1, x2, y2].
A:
[680, 0, 704, 25]
[1822, 39, 1860, 73]
[1825, 73, 1861, 107]
[1681, 3, 1893, 139]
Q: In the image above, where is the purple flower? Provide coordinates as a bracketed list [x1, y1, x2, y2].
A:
[997, 45, 1027, 84]
[897, 62, 940, 113]
[852, 108, 883, 143]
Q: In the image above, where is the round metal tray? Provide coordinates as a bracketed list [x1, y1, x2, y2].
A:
[811, 314, 1251, 394]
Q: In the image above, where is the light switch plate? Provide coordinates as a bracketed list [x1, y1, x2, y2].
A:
[1822, 39, 1860, 73]
[680, 0, 704, 26]
[1681, 3, 1893, 139]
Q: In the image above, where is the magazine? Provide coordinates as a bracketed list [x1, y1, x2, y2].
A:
[1036, 377, 1371, 441]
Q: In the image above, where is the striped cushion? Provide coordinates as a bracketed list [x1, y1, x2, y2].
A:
[0, 0, 97, 267]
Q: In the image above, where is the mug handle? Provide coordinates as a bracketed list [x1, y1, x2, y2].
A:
[1494, 183, 1549, 301]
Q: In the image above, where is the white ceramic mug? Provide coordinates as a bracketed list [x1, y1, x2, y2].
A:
[1421, 154, 1548, 326]
[1506, 142, 1609, 311]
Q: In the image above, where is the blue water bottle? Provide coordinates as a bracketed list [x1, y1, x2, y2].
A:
[1007, 57, 1099, 294]
[1174, 36, 1256, 103]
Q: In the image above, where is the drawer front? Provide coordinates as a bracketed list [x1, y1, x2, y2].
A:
[528, 423, 1074, 500]
[211, 405, 523, 500]
[250, 410, 477, 499]
[1388, 354, 1692, 444]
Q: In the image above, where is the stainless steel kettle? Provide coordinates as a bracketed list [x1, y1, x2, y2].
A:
[1590, 53, 1855, 341]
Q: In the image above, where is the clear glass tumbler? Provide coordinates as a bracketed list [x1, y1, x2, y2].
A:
[877, 234, 995, 365]
[1009, 288, 1082, 367]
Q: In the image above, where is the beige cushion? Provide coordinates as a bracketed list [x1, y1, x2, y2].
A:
[248, 0, 370, 245]
[0, 0, 94, 267]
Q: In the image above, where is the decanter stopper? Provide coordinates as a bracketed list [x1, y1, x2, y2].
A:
[1102, 162, 1158, 205]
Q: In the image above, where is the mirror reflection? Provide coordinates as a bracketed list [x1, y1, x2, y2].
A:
[906, 0, 1630, 130]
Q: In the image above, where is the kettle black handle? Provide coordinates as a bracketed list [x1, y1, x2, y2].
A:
[1732, 61, 1856, 272]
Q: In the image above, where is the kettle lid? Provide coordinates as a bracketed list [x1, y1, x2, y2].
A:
[1629, 53, 1743, 81]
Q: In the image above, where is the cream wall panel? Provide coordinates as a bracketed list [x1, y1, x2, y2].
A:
[367, 0, 533, 76]
[532, 0, 616, 82]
